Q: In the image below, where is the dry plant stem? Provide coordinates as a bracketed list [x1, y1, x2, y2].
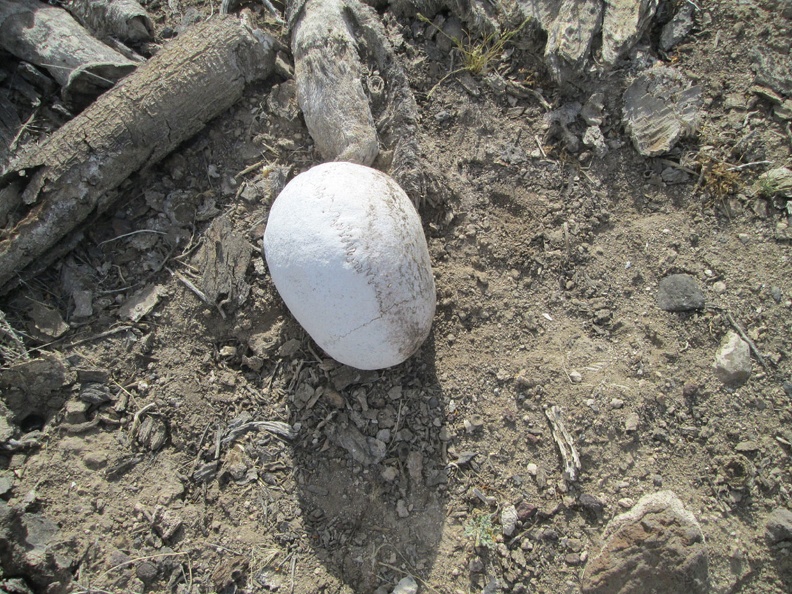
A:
[0, 16, 276, 292]
[545, 405, 581, 481]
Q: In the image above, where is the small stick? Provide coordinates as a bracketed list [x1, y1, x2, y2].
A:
[727, 160, 772, 172]
[534, 135, 547, 159]
[98, 230, 167, 246]
[8, 109, 39, 152]
[658, 158, 698, 176]
[290, 553, 297, 594]
[236, 159, 266, 178]
[175, 272, 209, 305]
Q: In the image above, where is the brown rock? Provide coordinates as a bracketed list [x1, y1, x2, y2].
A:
[581, 490, 709, 593]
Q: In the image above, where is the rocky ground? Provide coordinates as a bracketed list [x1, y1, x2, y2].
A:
[1, 0, 792, 593]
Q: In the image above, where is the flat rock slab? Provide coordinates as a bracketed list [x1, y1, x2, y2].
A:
[765, 507, 792, 545]
[657, 274, 705, 311]
[713, 331, 752, 385]
[581, 490, 709, 593]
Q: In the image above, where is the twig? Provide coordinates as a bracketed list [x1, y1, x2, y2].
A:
[658, 158, 698, 176]
[9, 109, 39, 152]
[56, 325, 134, 349]
[94, 551, 189, 583]
[236, 159, 266, 178]
[534, 135, 547, 159]
[98, 229, 167, 246]
[290, 553, 297, 594]
[175, 272, 209, 305]
[727, 160, 772, 172]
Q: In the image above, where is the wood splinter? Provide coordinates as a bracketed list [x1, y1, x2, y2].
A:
[545, 404, 581, 482]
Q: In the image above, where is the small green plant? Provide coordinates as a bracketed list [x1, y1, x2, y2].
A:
[756, 173, 780, 198]
[463, 511, 497, 550]
[418, 14, 530, 97]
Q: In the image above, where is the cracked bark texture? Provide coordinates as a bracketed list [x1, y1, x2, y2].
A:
[290, 0, 444, 206]
[0, 16, 276, 291]
[0, 0, 138, 105]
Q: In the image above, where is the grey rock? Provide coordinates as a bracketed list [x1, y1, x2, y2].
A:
[581, 491, 709, 593]
[623, 66, 701, 157]
[755, 167, 792, 198]
[765, 507, 792, 545]
[136, 561, 158, 583]
[660, 3, 695, 51]
[327, 421, 386, 465]
[579, 493, 605, 514]
[583, 126, 608, 157]
[714, 331, 752, 386]
[657, 274, 705, 311]
[0, 473, 13, 498]
[391, 576, 418, 594]
[752, 49, 792, 96]
[581, 91, 605, 126]
[601, 0, 658, 65]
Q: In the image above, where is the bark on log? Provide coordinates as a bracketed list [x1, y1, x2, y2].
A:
[291, 0, 379, 166]
[65, 0, 154, 43]
[289, 0, 441, 205]
[0, 16, 276, 292]
[0, 0, 138, 105]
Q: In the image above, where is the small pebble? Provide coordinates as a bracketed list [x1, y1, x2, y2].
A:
[569, 370, 583, 383]
[657, 274, 705, 311]
[712, 281, 727, 294]
[391, 576, 418, 594]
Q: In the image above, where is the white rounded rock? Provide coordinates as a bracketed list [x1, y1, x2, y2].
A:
[263, 162, 435, 370]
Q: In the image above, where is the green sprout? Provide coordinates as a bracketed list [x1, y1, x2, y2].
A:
[463, 511, 497, 550]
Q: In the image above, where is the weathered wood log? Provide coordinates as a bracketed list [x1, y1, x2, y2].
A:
[290, 0, 379, 166]
[288, 0, 440, 204]
[0, 0, 138, 105]
[65, 0, 154, 43]
[0, 16, 276, 292]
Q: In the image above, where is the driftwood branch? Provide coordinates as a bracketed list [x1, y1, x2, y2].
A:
[65, 0, 154, 43]
[0, 0, 138, 105]
[0, 16, 276, 292]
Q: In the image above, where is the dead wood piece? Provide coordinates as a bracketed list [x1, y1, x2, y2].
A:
[545, 404, 581, 481]
[66, 0, 154, 43]
[290, 0, 443, 206]
[544, 0, 602, 84]
[0, 0, 138, 104]
[291, 0, 379, 166]
[0, 16, 276, 293]
[622, 65, 701, 157]
[196, 215, 252, 313]
[601, 0, 657, 65]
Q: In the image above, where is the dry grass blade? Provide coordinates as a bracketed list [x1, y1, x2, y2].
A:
[418, 14, 531, 97]
[0, 308, 29, 367]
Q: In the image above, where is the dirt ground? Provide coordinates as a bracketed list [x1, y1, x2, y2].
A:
[1, 0, 792, 593]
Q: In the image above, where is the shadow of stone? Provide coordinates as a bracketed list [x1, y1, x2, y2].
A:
[290, 334, 448, 592]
